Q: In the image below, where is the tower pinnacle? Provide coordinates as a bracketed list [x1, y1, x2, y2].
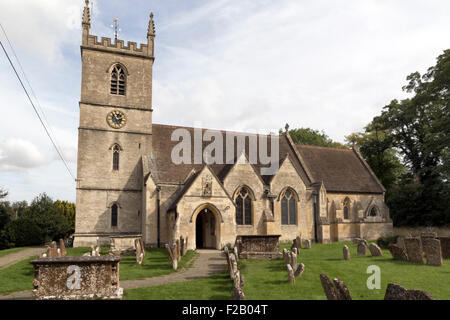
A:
[147, 12, 155, 37]
[82, 0, 91, 29]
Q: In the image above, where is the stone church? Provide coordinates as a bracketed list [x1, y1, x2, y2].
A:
[74, 2, 393, 248]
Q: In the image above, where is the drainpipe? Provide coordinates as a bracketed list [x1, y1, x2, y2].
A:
[156, 186, 161, 248]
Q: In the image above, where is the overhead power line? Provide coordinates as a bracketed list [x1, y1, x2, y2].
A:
[0, 24, 75, 181]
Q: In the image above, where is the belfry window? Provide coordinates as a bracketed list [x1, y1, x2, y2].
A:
[235, 187, 252, 225]
[281, 188, 297, 225]
[110, 64, 126, 95]
[112, 144, 120, 170]
[111, 204, 118, 227]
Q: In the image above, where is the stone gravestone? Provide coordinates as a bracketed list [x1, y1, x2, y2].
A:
[357, 242, 367, 256]
[333, 278, 352, 300]
[294, 263, 305, 278]
[388, 244, 408, 261]
[290, 252, 297, 270]
[404, 238, 424, 264]
[396, 237, 406, 251]
[286, 264, 295, 284]
[59, 239, 67, 257]
[319, 274, 339, 300]
[420, 231, 437, 243]
[368, 243, 383, 256]
[305, 239, 311, 249]
[384, 283, 434, 300]
[343, 245, 350, 260]
[438, 237, 450, 259]
[50, 241, 58, 257]
[422, 238, 443, 266]
[30, 256, 122, 300]
[134, 239, 144, 265]
[352, 238, 361, 244]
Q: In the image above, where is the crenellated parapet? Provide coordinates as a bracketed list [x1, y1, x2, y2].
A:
[83, 35, 153, 58]
[81, 1, 155, 59]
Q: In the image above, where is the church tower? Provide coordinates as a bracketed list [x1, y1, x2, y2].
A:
[74, 0, 155, 246]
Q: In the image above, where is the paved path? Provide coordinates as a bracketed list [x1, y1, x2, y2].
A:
[0, 247, 44, 269]
[122, 249, 227, 289]
[0, 249, 226, 300]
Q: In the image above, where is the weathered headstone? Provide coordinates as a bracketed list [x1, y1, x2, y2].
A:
[294, 263, 305, 278]
[59, 239, 67, 257]
[384, 283, 434, 300]
[283, 249, 290, 264]
[292, 247, 298, 255]
[176, 239, 181, 262]
[438, 237, 450, 259]
[343, 245, 350, 260]
[234, 246, 239, 262]
[396, 237, 406, 250]
[305, 239, 311, 249]
[422, 238, 443, 266]
[388, 244, 408, 261]
[50, 241, 58, 257]
[165, 243, 177, 270]
[369, 243, 383, 256]
[404, 238, 424, 264]
[319, 274, 338, 300]
[287, 264, 295, 284]
[420, 231, 437, 243]
[352, 238, 361, 244]
[357, 242, 367, 256]
[290, 252, 297, 270]
[333, 278, 352, 300]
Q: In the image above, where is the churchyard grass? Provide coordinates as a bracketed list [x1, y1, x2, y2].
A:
[124, 272, 232, 300]
[125, 241, 450, 300]
[0, 247, 197, 295]
[0, 247, 31, 258]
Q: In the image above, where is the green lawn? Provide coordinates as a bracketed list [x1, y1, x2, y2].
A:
[124, 272, 232, 300]
[0, 247, 31, 258]
[0, 247, 197, 295]
[124, 241, 450, 300]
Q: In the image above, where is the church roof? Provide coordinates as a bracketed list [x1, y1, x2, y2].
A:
[148, 123, 385, 194]
[295, 144, 385, 194]
[150, 123, 310, 185]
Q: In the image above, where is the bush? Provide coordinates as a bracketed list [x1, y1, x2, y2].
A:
[376, 235, 400, 249]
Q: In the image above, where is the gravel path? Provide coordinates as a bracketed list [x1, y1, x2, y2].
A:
[0, 249, 226, 300]
[0, 247, 45, 269]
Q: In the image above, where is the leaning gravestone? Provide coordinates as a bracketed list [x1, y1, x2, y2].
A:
[333, 278, 352, 300]
[357, 242, 367, 256]
[319, 274, 338, 300]
[404, 238, 424, 264]
[343, 245, 350, 260]
[286, 264, 295, 284]
[388, 244, 408, 261]
[368, 243, 383, 256]
[422, 238, 443, 266]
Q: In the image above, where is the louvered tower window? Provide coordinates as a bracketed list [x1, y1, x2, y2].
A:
[110, 65, 126, 95]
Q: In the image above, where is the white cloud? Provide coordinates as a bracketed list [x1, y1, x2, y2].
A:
[0, 138, 49, 171]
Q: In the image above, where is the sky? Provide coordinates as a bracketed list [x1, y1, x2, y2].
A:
[0, 0, 449, 203]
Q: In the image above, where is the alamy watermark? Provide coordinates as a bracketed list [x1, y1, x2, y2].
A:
[170, 122, 280, 175]
[366, 265, 381, 290]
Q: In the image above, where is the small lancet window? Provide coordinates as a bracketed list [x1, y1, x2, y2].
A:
[343, 197, 350, 220]
[112, 144, 120, 171]
[110, 65, 126, 95]
[369, 206, 378, 217]
[111, 204, 118, 227]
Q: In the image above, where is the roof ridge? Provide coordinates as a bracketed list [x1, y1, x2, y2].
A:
[295, 143, 352, 151]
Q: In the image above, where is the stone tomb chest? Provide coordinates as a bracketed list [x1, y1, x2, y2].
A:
[30, 256, 122, 300]
[235, 235, 282, 259]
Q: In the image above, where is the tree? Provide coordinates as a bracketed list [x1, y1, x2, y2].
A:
[53, 200, 76, 234]
[345, 122, 405, 192]
[281, 127, 346, 148]
[0, 188, 7, 200]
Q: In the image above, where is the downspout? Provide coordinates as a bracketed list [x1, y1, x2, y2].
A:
[156, 186, 161, 248]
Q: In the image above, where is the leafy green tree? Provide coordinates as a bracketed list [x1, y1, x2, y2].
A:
[53, 200, 76, 234]
[345, 122, 405, 192]
[281, 127, 346, 148]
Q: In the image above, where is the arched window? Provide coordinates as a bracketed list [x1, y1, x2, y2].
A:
[235, 187, 252, 225]
[112, 144, 120, 170]
[281, 188, 297, 225]
[111, 204, 118, 227]
[343, 197, 351, 220]
[369, 206, 379, 217]
[110, 64, 126, 95]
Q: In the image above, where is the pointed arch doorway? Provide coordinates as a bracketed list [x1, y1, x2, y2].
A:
[194, 205, 220, 249]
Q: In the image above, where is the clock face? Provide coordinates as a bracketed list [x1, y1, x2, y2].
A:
[107, 110, 127, 129]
